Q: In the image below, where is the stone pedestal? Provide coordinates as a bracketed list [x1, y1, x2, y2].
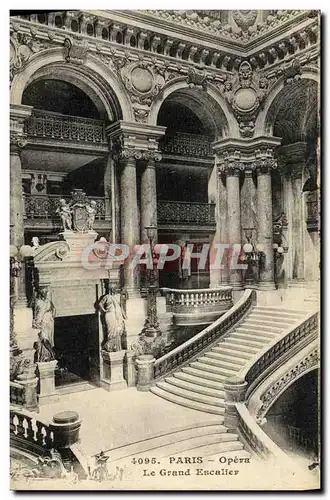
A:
[223, 376, 248, 430]
[136, 354, 155, 391]
[37, 360, 59, 405]
[101, 350, 127, 391]
[124, 350, 137, 387]
[13, 307, 38, 364]
[15, 366, 38, 410]
[50, 411, 82, 448]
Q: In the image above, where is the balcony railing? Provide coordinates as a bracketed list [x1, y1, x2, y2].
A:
[161, 132, 213, 157]
[306, 195, 319, 233]
[157, 201, 215, 226]
[25, 109, 107, 145]
[161, 286, 233, 326]
[24, 194, 106, 220]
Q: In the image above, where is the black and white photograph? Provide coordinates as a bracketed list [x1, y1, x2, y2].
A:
[8, 8, 320, 491]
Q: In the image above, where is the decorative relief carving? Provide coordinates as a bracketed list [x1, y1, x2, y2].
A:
[232, 11, 258, 32]
[256, 348, 319, 421]
[121, 60, 166, 105]
[111, 135, 162, 162]
[10, 30, 46, 84]
[63, 36, 89, 65]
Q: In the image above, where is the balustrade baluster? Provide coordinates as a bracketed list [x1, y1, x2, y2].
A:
[36, 421, 45, 446]
[16, 414, 25, 438]
[9, 412, 15, 435]
[25, 416, 35, 441]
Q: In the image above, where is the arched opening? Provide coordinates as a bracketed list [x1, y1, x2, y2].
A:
[263, 369, 319, 464]
[266, 79, 320, 284]
[22, 79, 101, 119]
[154, 90, 226, 289]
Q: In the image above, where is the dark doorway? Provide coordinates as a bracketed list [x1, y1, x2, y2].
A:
[54, 314, 100, 388]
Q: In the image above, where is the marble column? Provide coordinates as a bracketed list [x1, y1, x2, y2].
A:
[10, 105, 32, 307]
[225, 167, 243, 289]
[104, 154, 112, 235]
[256, 162, 276, 289]
[140, 157, 158, 244]
[291, 158, 307, 283]
[120, 156, 139, 293]
[218, 172, 230, 285]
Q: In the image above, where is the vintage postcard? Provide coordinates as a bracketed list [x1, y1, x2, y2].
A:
[9, 9, 320, 491]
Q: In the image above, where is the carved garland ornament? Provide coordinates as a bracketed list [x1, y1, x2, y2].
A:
[256, 348, 319, 422]
[10, 30, 46, 84]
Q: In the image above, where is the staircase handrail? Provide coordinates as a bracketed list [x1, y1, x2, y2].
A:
[10, 407, 54, 451]
[154, 289, 256, 379]
[239, 309, 319, 399]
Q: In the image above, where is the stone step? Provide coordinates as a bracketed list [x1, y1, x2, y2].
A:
[150, 386, 225, 415]
[219, 341, 259, 355]
[163, 435, 241, 458]
[190, 360, 237, 378]
[199, 355, 241, 372]
[254, 306, 307, 316]
[250, 312, 300, 323]
[109, 424, 227, 462]
[173, 371, 225, 392]
[234, 327, 276, 339]
[204, 351, 246, 366]
[165, 375, 225, 398]
[156, 433, 240, 458]
[156, 381, 225, 407]
[207, 448, 251, 461]
[211, 345, 251, 359]
[242, 319, 290, 331]
[230, 332, 269, 346]
[181, 366, 228, 384]
[224, 337, 265, 350]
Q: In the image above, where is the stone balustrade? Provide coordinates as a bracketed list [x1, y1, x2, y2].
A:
[154, 289, 255, 379]
[10, 381, 26, 407]
[223, 310, 318, 460]
[162, 286, 233, 325]
[10, 409, 54, 451]
[25, 109, 107, 145]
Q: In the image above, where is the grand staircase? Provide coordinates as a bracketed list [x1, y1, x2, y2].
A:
[151, 306, 308, 415]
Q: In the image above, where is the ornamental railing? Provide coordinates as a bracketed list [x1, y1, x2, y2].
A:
[306, 196, 319, 233]
[161, 132, 213, 157]
[244, 311, 318, 394]
[23, 194, 106, 220]
[25, 109, 107, 145]
[153, 289, 255, 379]
[10, 381, 25, 407]
[10, 409, 54, 450]
[223, 310, 319, 461]
[157, 201, 215, 226]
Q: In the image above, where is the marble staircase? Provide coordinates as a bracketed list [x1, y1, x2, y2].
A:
[104, 421, 250, 464]
[150, 307, 308, 415]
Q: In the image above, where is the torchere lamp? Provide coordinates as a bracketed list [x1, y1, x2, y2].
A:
[242, 239, 265, 287]
[140, 225, 162, 338]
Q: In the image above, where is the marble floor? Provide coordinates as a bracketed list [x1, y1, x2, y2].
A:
[37, 386, 220, 457]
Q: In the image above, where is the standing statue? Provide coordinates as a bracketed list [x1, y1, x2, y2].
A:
[33, 330, 56, 363]
[56, 199, 72, 231]
[32, 288, 56, 346]
[85, 200, 97, 231]
[97, 288, 127, 352]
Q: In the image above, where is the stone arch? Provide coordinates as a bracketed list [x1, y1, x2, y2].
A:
[148, 78, 239, 139]
[255, 67, 320, 137]
[10, 47, 134, 122]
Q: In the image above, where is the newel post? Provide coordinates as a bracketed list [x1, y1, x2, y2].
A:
[49, 411, 82, 449]
[223, 376, 248, 429]
[136, 354, 155, 391]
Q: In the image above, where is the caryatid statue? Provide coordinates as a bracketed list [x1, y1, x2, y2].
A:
[97, 287, 127, 352]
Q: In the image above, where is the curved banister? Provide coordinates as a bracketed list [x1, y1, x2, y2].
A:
[154, 289, 256, 379]
[224, 308, 319, 461]
[240, 310, 318, 398]
[161, 286, 232, 294]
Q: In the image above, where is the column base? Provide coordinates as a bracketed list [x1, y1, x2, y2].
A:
[258, 281, 276, 291]
[230, 282, 244, 291]
[289, 279, 305, 288]
[100, 379, 127, 392]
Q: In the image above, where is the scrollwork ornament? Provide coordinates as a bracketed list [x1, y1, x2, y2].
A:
[120, 61, 165, 107]
[10, 31, 46, 84]
[10, 132, 27, 153]
[256, 157, 277, 174]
